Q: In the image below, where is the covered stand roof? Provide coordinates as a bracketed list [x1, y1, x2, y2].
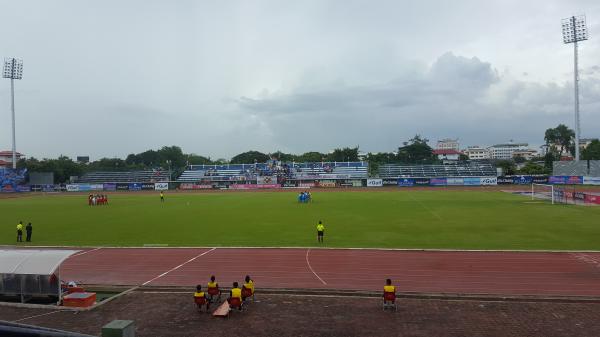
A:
[0, 249, 79, 275]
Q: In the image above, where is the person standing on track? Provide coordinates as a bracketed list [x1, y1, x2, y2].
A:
[16, 221, 23, 242]
[316, 220, 325, 243]
[26, 222, 32, 242]
[160, 191, 165, 203]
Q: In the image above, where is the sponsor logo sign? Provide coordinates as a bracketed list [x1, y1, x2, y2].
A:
[91, 184, 104, 191]
[155, 182, 169, 190]
[257, 176, 277, 184]
[128, 183, 142, 191]
[103, 183, 116, 191]
[66, 184, 79, 192]
[180, 183, 211, 190]
[497, 176, 513, 184]
[41, 184, 56, 192]
[282, 182, 297, 187]
[447, 178, 464, 186]
[583, 176, 600, 185]
[116, 183, 129, 191]
[414, 178, 431, 186]
[78, 184, 92, 191]
[298, 182, 315, 188]
[549, 176, 568, 184]
[430, 178, 447, 186]
[566, 176, 583, 185]
[463, 177, 480, 186]
[585, 194, 600, 204]
[512, 176, 533, 185]
[532, 176, 549, 184]
[1, 185, 15, 192]
[574, 192, 586, 201]
[383, 179, 398, 185]
[480, 177, 497, 185]
[230, 184, 281, 189]
[366, 179, 383, 187]
[16, 185, 30, 192]
[398, 178, 414, 187]
[141, 183, 155, 190]
[317, 181, 337, 188]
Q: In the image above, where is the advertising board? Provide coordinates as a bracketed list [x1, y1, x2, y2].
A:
[155, 182, 169, 190]
[116, 183, 129, 191]
[414, 178, 431, 186]
[257, 176, 277, 185]
[512, 176, 533, 185]
[230, 184, 281, 189]
[566, 176, 583, 184]
[66, 184, 79, 192]
[497, 176, 512, 184]
[16, 185, 30, 192]
[532, 176, 549, 184]
[180, 183, 212, 190]
[382, 179, 398, 185]
[446, 178, 464, 186]
[479, 177, 497, 185]
[91, 184, 104, 191]
[317, 181, 337, 188]
[583, 176, 600, 185]
[548, 176, 582, 184]
[128, 183, 142, 191]
[78, 184, 92, 192]
[430, 178, 447, 186]
[298, 182, 316, 188]
[398, 178, 414, 187]
[103, 183, 116, 191]
[141, 183, 155, 190]
[366, 179, 383, 187]
[463, 177, 480, 186]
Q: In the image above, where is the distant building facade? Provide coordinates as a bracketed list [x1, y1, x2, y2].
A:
[488, 142, 529, 160]
[464, 146, 490, 160]
[0, 151, 23, 168]
[436, 138, 460, 151]
[432, 149, 462, 162]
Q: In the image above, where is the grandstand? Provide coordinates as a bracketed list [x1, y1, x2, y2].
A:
[177, 162, 368, 182]
[378, 163, 496, 178]
[77, 170, 169, 183]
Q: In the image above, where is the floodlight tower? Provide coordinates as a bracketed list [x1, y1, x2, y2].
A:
[562, 15, 588, 161]
[3, 58, 23, 169]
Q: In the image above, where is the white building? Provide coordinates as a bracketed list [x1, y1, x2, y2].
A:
[436, 138, 460, 151]
[433, 149, 462, 162]
[0, 151, 23, 168]
[488, 143, 529, 160]
[464, 146, 490, 160]
[512, 149, 539, 160]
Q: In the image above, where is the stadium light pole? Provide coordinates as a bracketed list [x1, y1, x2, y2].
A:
[562, 15, 588, 161]
[3, 58, 23, 169]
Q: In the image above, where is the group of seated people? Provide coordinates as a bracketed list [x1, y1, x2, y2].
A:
[194, 275, 255, 312]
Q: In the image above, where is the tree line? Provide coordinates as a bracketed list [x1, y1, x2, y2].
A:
[15, 128, 600, 183]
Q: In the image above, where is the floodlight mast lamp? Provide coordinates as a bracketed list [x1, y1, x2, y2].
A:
[2, 58, 23, 169]
[562, 15, 588, 161]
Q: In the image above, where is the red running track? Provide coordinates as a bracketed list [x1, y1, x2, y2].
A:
[60, 248, 600, 297]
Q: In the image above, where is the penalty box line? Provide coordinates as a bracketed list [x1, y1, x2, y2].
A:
[142, 247, 217, 286]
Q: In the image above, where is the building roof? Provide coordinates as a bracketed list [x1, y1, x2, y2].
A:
[0, 160, 9, 165]
[0, 151, 23, 156]
[433, 149, 462, 155]
[0, 249, 79, 275]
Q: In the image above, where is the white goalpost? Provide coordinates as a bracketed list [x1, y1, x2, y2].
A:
[531, 183, 556, 204]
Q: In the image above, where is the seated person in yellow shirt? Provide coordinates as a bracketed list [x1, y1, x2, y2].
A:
[242, 275, 254, 301]
[207, 275, 221, 302]
[194, 284, 210, 311]
[228, 282, 243, 311]
[383, 278, 396, 304]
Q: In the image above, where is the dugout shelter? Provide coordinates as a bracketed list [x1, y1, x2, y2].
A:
[0, 249, 79, 304]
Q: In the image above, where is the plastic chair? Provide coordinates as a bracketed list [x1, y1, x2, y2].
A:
[228, 297, 243, 312]
[207, 287, 221, 303]
[383, 292, 397, 311]
[242, 286, 255, 302]
[194, 296, 209, 312]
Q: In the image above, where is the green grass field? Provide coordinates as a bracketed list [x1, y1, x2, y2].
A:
[2, 190, 600, 250]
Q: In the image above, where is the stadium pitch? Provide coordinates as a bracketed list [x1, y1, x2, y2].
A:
[2, 189, 600, 250]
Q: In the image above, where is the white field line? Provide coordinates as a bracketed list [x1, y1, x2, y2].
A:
[70, 247, 101, 257]
[142, 248, 216, 286]
[13, 310, 62, 322]
[407, 193, 443, 221]
[305, 248, 327, 285]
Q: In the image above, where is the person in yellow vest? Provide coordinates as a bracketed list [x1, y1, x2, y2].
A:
[194, 284, 210, 310]
[242, 275, 254, 301]
[228, 282, 243, 311]
[383, 278, 396, 304]
[16, 221, 23, 242]
[316, 221, 325, 243]
[160, 191, 165, 202]
[207, 275, 221, 302]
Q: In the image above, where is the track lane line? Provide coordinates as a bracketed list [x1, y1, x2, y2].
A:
[142, 247, 216, 286]
[306, 249, 327, 285]
[70, 247, 101, 257]
[13, 310, 62, 322]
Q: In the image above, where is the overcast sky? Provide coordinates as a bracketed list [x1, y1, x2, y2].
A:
[1, 0, 600, 160]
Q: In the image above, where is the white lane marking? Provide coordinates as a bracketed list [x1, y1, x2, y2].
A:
[142, 248, 216, 286]
[13, 310, 62, 322]
[70, 247, 101, 257]
[306, 248, 327, 285]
